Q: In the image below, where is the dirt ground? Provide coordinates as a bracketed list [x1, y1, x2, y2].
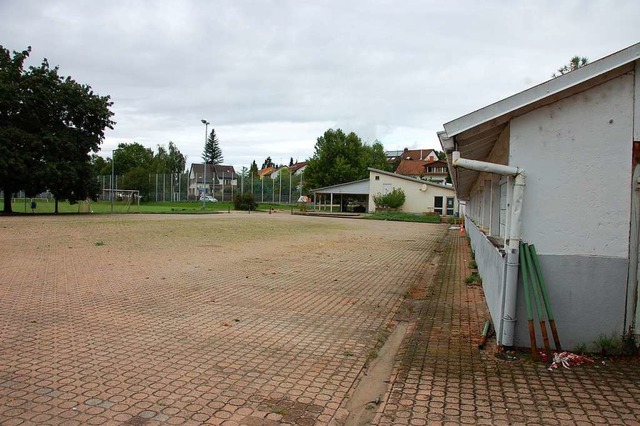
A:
[0, 213, 447, 425]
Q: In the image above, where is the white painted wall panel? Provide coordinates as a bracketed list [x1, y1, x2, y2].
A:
[368, 172, 457, 214]
[510, 74, 634, 258]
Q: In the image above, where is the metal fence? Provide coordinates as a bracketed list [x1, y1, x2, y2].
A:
[97, 173, 190, 202]
[96, 173, 305, 205]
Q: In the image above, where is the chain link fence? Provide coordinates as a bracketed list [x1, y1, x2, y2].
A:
[95, 173, 305, 205]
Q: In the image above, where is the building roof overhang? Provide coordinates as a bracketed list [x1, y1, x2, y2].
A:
[438, 42, 640, 201]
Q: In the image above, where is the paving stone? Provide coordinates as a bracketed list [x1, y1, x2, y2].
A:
[2, 215, 639, 425]
[373, 230, 640, 425]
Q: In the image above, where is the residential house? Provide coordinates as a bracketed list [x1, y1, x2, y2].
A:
[289, 162, 307, 176]
[258, 166, 276, 179]
[386, 148, 439, 162]
[437, 42, 640, 349]
[395, 158, 450, 184]
[214, 165, 236, 187]
[259, 163, 306, 180]
[188, 164, 236, 198]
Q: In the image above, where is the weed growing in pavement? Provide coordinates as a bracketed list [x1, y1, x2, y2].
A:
[363, 329, 391, 366]
[593, 334, 619, 356]
[464, 272, 482, 286]
[622, 330, 638, 355]
[272, 406, 288, 415]
[469, 259, 477, 269]
[94, 240, 105, 246]
[573, 343, 587, 355]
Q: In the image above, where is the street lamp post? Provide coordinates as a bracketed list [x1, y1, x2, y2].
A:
[201, 119, 210, 209]
[111, 148, 117, 214]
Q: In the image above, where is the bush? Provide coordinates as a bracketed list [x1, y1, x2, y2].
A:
[373, 188, 406, 209]
[234, 193, 258, 211]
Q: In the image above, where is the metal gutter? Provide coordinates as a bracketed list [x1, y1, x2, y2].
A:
[452, 151, 525, 347]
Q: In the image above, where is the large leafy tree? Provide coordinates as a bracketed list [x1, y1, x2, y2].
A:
[0, 45, 114, 213]
[363, 139, 391, 171]
[203, 128, 223, 164]
[304, 129, 391, 189]
[103, 142, 185, 199]
[102, 142, 154, 177]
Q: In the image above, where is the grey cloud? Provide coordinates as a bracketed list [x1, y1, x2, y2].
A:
[1, 0, 638, 169]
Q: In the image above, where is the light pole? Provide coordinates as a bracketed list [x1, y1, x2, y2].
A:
[111, 148, 118, 214]
[201, 119, 210, 209]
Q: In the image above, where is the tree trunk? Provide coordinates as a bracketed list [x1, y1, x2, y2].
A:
[2, 187, 13, 214]
[55, 198, 59, 214]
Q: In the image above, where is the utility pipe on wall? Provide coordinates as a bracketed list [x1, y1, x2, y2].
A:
[452, 151, 526, 347]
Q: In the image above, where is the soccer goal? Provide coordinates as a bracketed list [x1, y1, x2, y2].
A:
[103, 189, 141, 213]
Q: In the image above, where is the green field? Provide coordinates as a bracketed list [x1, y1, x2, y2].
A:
[2, 198, 295, 215]
[364, 211, 443, 223]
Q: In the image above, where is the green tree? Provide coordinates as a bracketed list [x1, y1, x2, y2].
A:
[363, 140, 392, 172]
[167, 141, 186, 175]
[261, 156, 274, 169]
[111, 142, 153, 175]
[90, 154, 108, 176]
[203, 128, 223, 164]
[552, 56, 589, 78]
[304, 129, 390, 189]
[122, 165, 152, 197]
[249, 160, 259, 176]
[150, 144, 170, 174]
[0, 45, 114, 213]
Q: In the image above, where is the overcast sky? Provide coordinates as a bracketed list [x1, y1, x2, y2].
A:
[1, 1, 638, 172]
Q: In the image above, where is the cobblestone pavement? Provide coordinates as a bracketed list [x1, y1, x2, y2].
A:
[3, 214, 640, 425]
[374, 230, 640, 426]
[0, 214, 446, 425]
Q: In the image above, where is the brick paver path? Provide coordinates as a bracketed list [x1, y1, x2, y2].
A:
[0, 214, 446, 425]
[375, 230, 640, 426]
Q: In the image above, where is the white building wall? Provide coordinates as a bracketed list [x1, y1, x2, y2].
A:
[510, 74, 634, 258]
[368, 172, 457, 214]
[462, 73, 636, 348]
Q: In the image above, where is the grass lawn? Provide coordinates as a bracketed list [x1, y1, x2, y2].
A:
[2, 198, 294, 215]
[364, 211, 443, 223]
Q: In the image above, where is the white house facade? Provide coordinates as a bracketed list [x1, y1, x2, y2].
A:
[438, 42, 640, 349]
[368, 168, 457, 215]
[309, 170, 458, 215]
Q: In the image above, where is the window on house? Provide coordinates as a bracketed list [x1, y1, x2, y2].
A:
[446, 197, 454, 216]
[375, 175, 380, 180]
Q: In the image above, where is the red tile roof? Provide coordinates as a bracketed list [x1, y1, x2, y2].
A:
[258, 166, 276, 177]
[395, 159, 429, 175]
[395, 159, 449, 177]
[400, 149, 438, 161]
[289, 162, 307, 173]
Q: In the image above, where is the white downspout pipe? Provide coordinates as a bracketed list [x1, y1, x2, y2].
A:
[452, 151, 526, 347]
